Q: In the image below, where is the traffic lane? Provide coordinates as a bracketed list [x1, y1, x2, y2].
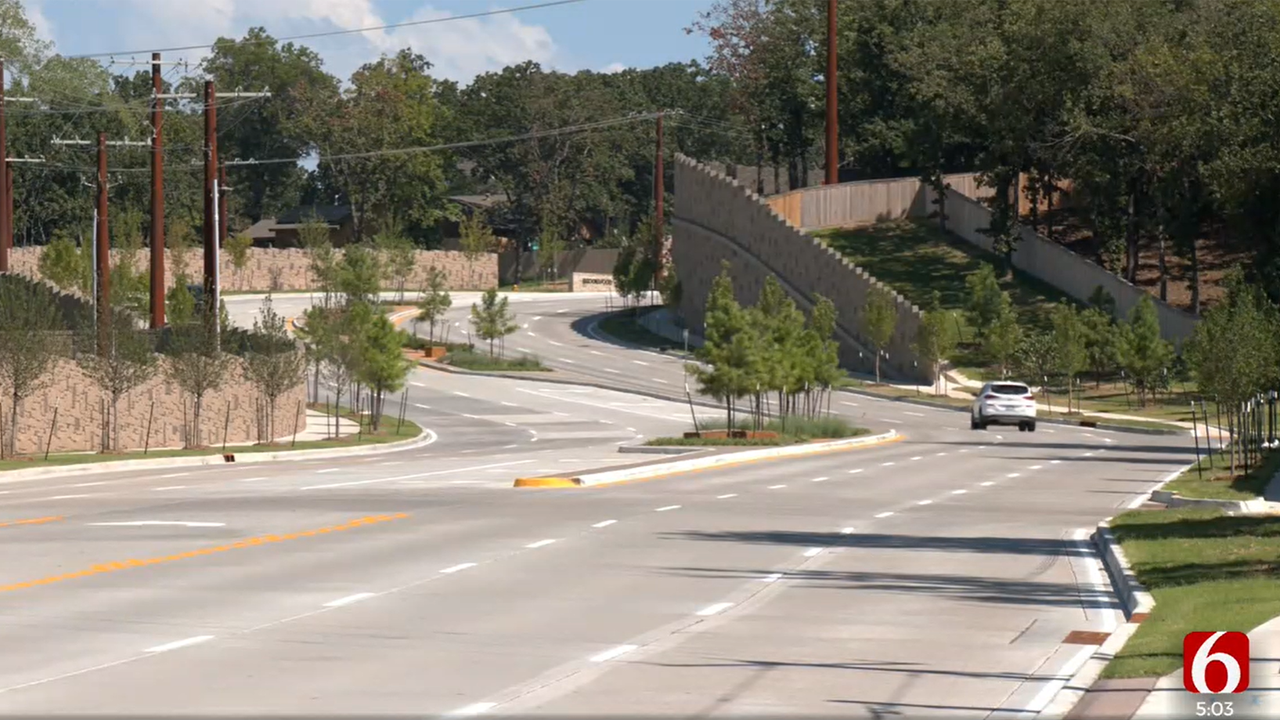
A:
[489, 478, 1125, 717]
[0, 486, 885, 714]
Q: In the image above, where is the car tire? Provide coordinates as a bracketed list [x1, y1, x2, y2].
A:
[1018, 423, 1027, 432]
[1028, 422, 1037, 432]
[970, 417, 980, 430]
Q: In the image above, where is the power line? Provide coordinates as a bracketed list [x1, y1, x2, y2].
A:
[68, 0, 589, 60]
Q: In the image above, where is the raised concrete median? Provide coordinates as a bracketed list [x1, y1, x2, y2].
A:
[514, 429, 900, 488]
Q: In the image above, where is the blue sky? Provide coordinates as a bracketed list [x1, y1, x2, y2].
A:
[28, 0, 718, 84]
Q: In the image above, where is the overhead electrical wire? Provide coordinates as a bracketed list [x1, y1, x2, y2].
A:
[67, 0, 588, 60]
[39, 110, 665, 173]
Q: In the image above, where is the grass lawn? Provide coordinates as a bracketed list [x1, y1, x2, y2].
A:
[441, 347, 548, 372]
[597, 307, 686, 352]
[502, 280, 570, 293]
[1102, 507, 1280, 678]
[0, 407, 422, 472]
[1162, 449, 1279, 501]
[815, 219, 1074, 344]
[647, 416, 868, 447]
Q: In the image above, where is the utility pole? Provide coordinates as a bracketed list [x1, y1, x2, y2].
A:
[0, 58, 8, 273]
[203, 80, 219, 332]
[96, 132, 110, 352]
[218, 162, 229, 247]
[825, 0, 839, 185]
[150, 52, 166, 328]
[654, 110, 664, 283]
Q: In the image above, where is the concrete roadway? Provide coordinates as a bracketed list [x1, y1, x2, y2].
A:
[0, 291, 1197, 716]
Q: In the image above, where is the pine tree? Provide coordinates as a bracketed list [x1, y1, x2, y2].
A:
[1118, 295, 1173, 406]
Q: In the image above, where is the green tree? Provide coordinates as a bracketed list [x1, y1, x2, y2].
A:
[689, 263, 757, 427]
[76, 312, 158, 452]
[295, 304, 336, 404]
[300, 220, 337, 305]
[863, 286, 898, 384]
[166, 276, 197, 327]
[1016, 331, 1058, 397]
[1117, 295, 1174, 407]
[983, 306, 1023, 379]
[458, 211, 496, 289]
[1081, 307, 1120, 388]
[245, 294, 305, 442]
[415, 267, 452, 344]
[0, 279, 66, 457]
[337, 242, 383, 307]
[226, 233, 254, 289]
[163, 319, 233, 448]
[469, 288, 519, 358]
[965, 264, 1006, 340]
[376, 231, 417, 303]
[38, 232, 90, 295]
[914, 293, 958, 396]
[356, 314, 414, 430]
[805, 294, 843, 415]
[1051, 304, 1087, 412]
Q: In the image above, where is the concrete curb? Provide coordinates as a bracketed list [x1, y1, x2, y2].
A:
[1035, 519, 1153, 718]
[836, 387, 1186, 436]
[0, 426, 437, 484]
[617, 445, 702, 455]
[1148, 489, 1274, 515]
[514, 430, 900, 488]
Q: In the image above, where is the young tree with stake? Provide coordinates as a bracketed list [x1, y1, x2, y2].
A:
[246, 295, 306, 442]
[164, 320, 232, 448]
[863, 286, 898, 384]
[76, 313, 157, 452]
[356, 315, 414, 430]
[0, 280, 67, 457]
[416, 267, 452, 344]
[469, 288, 517, 358]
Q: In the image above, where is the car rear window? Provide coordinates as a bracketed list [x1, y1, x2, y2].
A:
[991, 384, 1030, 396]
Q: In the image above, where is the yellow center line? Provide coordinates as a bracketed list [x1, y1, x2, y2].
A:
[0, 516, 64, 529]
[0, 513, 409, 594]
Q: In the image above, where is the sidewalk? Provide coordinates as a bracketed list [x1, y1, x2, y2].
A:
[293, 409, 361, 442]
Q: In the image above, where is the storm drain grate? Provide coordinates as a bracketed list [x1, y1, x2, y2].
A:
[1063, 630, 1111, 645]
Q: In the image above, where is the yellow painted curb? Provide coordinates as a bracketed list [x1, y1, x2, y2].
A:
[513, 477, 581, 488]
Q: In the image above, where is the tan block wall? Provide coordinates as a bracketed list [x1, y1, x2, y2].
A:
[1, 356, 307, 455]
[9, 247, 499, 295]
[673, 155, 930, 384]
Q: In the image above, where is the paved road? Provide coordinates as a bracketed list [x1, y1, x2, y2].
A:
[0, 292, 1195, 716]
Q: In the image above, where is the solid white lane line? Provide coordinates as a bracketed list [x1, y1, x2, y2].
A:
[952, 489, 967, 495]
[48, 494, 91, 499]
[160, 472, 189, 479]
[324, 592, 376, 608]
[904, 411, 925, 417]
[145, 636, 214, 653]
[759, 573, 782, 583]
[73, 481, 107, 487]
[440, 563, 476, 574]
[592, 520, 617, 528]
[980, 481, 995, 486]
[1022, 645, 1099, 716]
[152, 486, 187, 491]
[655, 505, 681, 512]
[590, 645, 638, 663]
[768, 484, 786, 489]
[803, 548, 822, 558]
[380, 461, 403, 466]
[303, 460, 533, 489]
[875, 511, 894, 518]
[525, 539, 556, 549]
[454, 391, 471, 397]
[696, 602, 734, 616]
[717, 494, 738, 499]
[604, 368, 621, 373]
[448, 702, 498, 716]
[917, 500, 933, 505]
[501, 401, 518, 407]
[848, 468, 863, 474]
[90, 521, 224, 527]
[239, 477, 268, 482]
[841, 401, 859, 407]
[652, 378, 668, 383]
[315, 468, 340, 473]
[811, 476, 829, 482]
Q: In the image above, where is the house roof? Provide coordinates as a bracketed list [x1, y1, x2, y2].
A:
[276, 204, 353, 225]
[243, 218, 278, 239]
[448, 194, 505, 209]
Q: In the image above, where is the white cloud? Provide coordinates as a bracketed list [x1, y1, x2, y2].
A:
[601, 62, 628, 74]
[43, 0, 564, 85]
[25, 0, 56, 45]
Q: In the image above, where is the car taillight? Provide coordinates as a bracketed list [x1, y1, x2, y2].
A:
[983, 394, 998, 400]
[1024, 394, 1034, 401]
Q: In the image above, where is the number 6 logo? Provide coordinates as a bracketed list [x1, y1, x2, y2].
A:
[1183, 631, 1250, 694]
